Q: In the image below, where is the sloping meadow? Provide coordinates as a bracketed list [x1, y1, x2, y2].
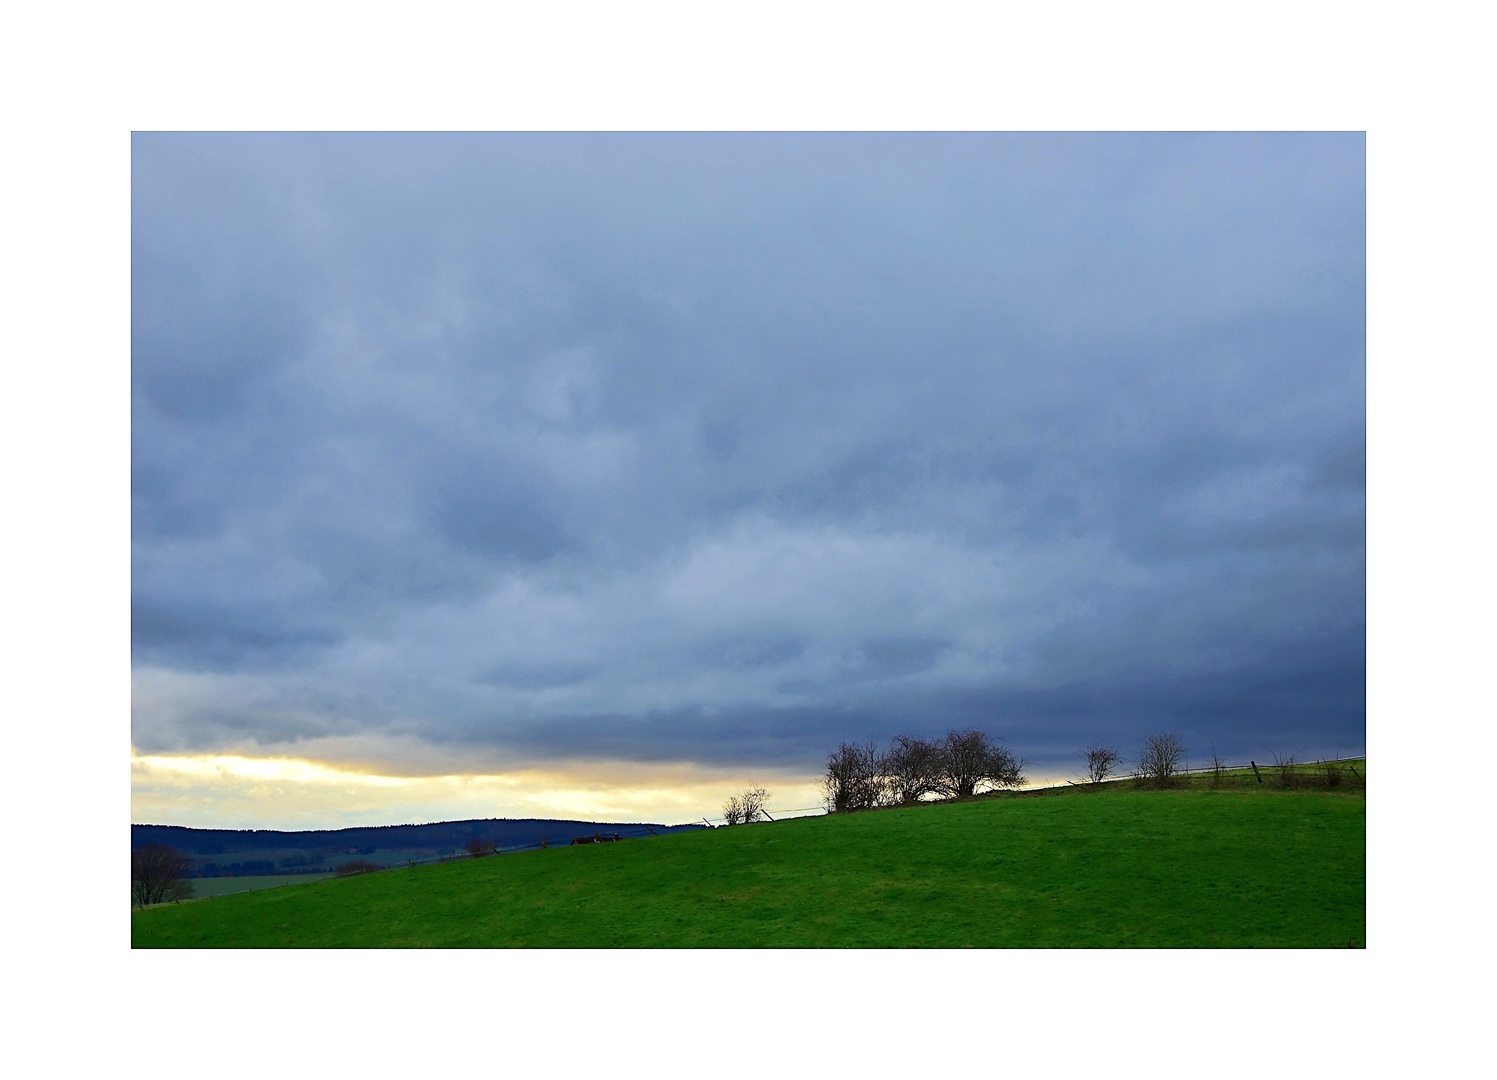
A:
[132, 785, 1365, 948]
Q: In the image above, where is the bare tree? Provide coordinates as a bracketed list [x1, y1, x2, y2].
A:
[1135, 732, 1186, 787]
[935, 730, 1025, 798]
[885, 735, 944, 804]
[1271, 751, 1297, 788]
[464, 838, 496, 857]
[822, 741, 888, 812]
[1084, 744, 1122, 785]
[132, 843, 195, 907]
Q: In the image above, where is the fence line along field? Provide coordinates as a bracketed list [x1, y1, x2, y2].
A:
[133, 767, 1365, 948]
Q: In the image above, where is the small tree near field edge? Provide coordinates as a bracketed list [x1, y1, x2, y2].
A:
[886, 735, 944, 804]
[132, 843, 195, 907]
[935, 729, 1025, 798]
[1084, 744, 1122, 785]
[725, 785, 770, 824]
[822, 742, 887, 812]
[1135, 732, 1185, 787]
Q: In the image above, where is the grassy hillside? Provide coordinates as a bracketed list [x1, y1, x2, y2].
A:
[133, 785, 1363, 948]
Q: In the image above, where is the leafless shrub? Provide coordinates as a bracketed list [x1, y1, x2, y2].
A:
[335, 859, 381, 876]
[1209, 746, 1228, 787]
[935, 729, 1025, 799]
[1271, 751, 1297, 788]
[1320, 759, 1344, 788]
[1084, 745, 1122, 785]
[1135, 732, 1186, 788]
[741, 785, 769, 822]
[724, 785, 771, 824]
[823, 741, 889, 812]
[885, 735, 944, 804]
[722, 795, 744, 825]
[132, 843, 195, 907]
[464, 838, 497, 857]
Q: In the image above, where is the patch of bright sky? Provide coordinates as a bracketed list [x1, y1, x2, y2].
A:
[130, 750, 832, 829]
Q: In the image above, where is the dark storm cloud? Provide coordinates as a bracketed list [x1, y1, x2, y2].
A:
[131, 132, 1364, 770]
[468, 627, 1365, 769]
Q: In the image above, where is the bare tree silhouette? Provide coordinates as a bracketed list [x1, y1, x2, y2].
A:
[886, 735, 944, 804]
[935, 730, 1025, 798]
[1135, 732, 1186, 787]
[132, 844, 194, 907]
[1084, 744, 1122, 785]
[822, 742, 888, 812]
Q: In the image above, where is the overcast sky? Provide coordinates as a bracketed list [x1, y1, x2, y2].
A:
[132, 132, 1364, 813]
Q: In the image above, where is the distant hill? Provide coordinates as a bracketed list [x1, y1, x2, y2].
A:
[132, 818, 706, 877]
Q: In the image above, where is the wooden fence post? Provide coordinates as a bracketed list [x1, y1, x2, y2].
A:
[1249, 760, 1263, 784]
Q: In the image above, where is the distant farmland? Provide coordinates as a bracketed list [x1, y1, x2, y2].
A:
[129, 816, 707, 892]
[178, 873, 337, 900]
[133, 778, 1365, 948]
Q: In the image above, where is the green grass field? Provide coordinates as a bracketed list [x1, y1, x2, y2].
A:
[132, 782, 1364, 948]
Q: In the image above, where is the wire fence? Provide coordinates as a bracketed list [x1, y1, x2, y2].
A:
[1135, 753, 1366, 782]
[680, 754, 1367, 828]
[690, 804, 830, 828]
[1046, 752, 1365, 781]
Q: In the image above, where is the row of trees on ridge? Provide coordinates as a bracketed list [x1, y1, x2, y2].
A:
[822, 729, 1025, 812]
[1084, 732, 1186, 786]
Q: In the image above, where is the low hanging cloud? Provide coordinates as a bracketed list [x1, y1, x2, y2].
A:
[132, 133, 1365, 785]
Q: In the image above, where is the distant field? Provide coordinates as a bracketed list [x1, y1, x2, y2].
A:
[133, 783, 1364, 948]
[133, 874, 337, 907]
[188, 874, 336, 899]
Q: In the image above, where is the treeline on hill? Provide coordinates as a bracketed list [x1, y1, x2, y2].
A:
[196, 859, 303, 878]
[713, 729, 1024, 824]
[809, 729, 1366, 813]
[821, 729, 1025, 812]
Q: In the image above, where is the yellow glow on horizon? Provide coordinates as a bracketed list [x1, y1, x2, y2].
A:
[130, 749, 828, 830]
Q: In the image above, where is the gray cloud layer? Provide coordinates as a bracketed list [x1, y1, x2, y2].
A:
[132, 133, 1365, 770]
